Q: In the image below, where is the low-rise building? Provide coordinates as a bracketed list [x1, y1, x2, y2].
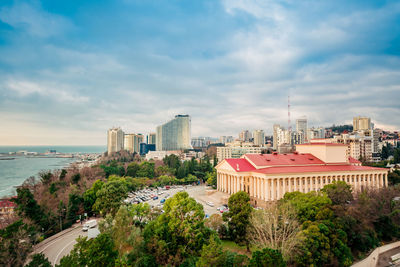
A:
[215, 143, 388, 206]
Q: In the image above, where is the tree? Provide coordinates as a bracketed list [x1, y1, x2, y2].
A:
[12, 187, 50, 230]
[26, 253, 51, 267]
[247, 203, 300, 261]
[137, 162, 155, 178]
[281, 191, 332, 223]
[0, 220, 34, 267]
[196, 235, 225, 267]
[223, 191, 253, 251]
[126, 162, 140, 177]
[128, 203, 151, 231]
[205, 213, 224, 232]
[57, 233, 117, 267]
[83, 179, 104, 215]
[143, 192, 212, 265]
[66, 193, 83, 223]
[206, 171, 217, 188]
[249, 248, 286, 267]
[93, 179, 128, 216]
[59, 169, 67, 180]
[322, 181, 353, 206]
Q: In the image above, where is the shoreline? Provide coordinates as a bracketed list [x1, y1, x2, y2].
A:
[0, 154, 102, 198]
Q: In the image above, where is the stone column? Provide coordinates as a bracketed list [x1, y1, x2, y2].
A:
[270, 179, 274, 200]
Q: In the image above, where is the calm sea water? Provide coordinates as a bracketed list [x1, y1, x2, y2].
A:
[0, 146, 105, 198]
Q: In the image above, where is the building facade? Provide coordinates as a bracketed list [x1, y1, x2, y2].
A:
[253, 130, 265, 146]
[215, 143, 387, 206]
[217, 146, 262, 162]
[148, 133, 156, 145]
[107, 127, 124, 154]
[296, 117, 307, 142]
[239, 130, 252, 142]
[156, 115, 192, 151]
[124, 133, 144, 153]
[353, 116, 371, 131]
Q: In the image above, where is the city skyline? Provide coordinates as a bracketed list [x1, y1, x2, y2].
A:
[0, 1, 400, 145]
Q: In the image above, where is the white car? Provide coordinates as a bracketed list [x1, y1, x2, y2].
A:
[206, 201, 214, 207]
[82, 219, 97, 231]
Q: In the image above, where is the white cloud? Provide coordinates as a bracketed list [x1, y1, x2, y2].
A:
[0, 2, 74, 37]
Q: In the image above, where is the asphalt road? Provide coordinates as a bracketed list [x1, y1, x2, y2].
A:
[34, 224, 97, 266]
[34, 186, 226, 266]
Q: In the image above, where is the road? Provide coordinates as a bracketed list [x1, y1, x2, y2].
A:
[34, 223, 98, 266]
[34, 186, 227, 266]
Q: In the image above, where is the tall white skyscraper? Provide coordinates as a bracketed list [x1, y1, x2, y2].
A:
[156, 115, 192, 151]
[107, 127, 124, 154]
[253, 130, 265, 146]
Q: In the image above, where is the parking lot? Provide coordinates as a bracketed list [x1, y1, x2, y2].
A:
[124, 184, 229, 216]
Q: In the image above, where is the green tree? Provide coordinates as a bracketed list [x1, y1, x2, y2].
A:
[137, 162, 155, 178]
[83, 179, 104, 215]
[249, 248, 286, 267]
[93, 179, 128, 216]
[0, 220, 34, 267]
[126, 162, 140, 177]
[26, 253, 51, 267]
[66, 193, 83, 223]
[12, 187, 50, 230]
[129, 203, 151, 231]
[71, 173, 81, 184]
[322, 181, 353, 206]
[206, 170, 217, 188]
[57, 233, 117, 267]
[163, 154, 181, 172]
[59, 169, 67, 180]
[143, 192, 212, 266]
[222, 191, 253, 251]
[281, 191, 332, 223]
[196, 235, 224, 267]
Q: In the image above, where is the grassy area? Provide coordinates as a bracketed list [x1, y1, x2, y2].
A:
[221, 240, 256, 257]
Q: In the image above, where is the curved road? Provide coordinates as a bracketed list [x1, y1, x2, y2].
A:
[34, 224, 88, 266]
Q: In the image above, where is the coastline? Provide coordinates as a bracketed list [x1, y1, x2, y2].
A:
[0, 152, 103, 198]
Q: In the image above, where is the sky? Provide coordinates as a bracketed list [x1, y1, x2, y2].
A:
[0, 0, 399, 145]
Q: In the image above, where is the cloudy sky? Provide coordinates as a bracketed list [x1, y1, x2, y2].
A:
[0, 0, 399, 145]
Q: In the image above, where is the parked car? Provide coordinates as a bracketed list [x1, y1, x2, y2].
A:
[206, 201, 214, 207]
[153, 196, 159, 200]
[160, 199, 166, 204]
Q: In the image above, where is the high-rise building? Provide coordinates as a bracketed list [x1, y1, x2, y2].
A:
[107, 127, 124, 154]
[124, 133, 135, 153]
[292, 116, 308, 144]
[239, 130, 252, 142]
[296, 117, 307, 136]
[273, 124, 281, 150]
[124, 133, 144, 153]
[253, 130, 265, 146]
[147, 133, 156, 145]
[156, 115, 192, 151]
[353, 116, 371, 131]
[220, 136, 234, 144]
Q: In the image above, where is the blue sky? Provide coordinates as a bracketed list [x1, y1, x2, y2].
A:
[0, 0, 399, 145]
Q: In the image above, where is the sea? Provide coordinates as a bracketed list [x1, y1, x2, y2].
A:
[0, 146, 105, 198]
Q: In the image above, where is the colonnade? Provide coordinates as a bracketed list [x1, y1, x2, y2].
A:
[217, 172, 388, 201]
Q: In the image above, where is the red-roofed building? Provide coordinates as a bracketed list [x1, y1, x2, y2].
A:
[215, 143, 388, 206]
[0, 199, 17, 216]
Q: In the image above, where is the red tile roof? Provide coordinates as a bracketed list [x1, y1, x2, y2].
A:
[225, 158, 256, 172]
[0, 199, 17, 208]
[253, 164, 384, 175]
[244, 153, 325, 167]
[220, 154, 386, 175]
